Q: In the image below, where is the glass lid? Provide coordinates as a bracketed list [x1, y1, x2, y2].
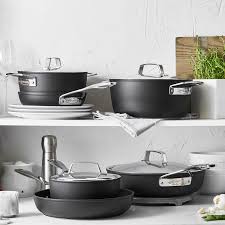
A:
[107, 151, 187, 175]
[51, 162, 120, 182]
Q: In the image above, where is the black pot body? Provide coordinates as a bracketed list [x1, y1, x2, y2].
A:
[18, 91, 86, 106]
[49, 178, 121, 199]
[18, 71, 87, 93]
[106, 170, 205, 197]
[34, 189, 133, 219]
[109, 79, 191, 118]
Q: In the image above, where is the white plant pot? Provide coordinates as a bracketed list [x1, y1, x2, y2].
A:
[191, 79, 225, 119]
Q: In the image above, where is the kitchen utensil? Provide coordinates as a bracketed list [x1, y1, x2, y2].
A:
[14, 169, 47, 190]
[176, 36, 225, 79]
[41, 135, 57, 184]
[8, 111, 92, 119]
[107, 150, 210, 197]
[34, 189, 133, 219]
[1, 162, 38, 197]
[49, 162, 121, 199]
[109, 64, 203, 118]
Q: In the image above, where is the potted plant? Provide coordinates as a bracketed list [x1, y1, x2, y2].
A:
[191, 37, 225, 119]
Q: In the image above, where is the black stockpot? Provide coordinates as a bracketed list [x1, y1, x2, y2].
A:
[107, 150, 210, 198]
[109, 63, 203, 118]
[109, 79, 203, 118]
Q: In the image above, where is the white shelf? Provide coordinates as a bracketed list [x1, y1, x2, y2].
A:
[0, 117, 120, 127]
[0, 116, 225, 127]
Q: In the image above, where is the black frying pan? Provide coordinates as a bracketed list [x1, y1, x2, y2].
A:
[34, 189, 133, 219]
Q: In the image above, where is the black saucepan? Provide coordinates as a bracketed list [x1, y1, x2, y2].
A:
[109, 64, 203, 118]
[107, 150, 212, 197]
[15, 161, 121, 199]
[34, 189, 133, 219]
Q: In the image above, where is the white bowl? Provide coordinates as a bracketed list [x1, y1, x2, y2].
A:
[189, 152, 225, 169]
[1, 162, 40, 197]
[201, 173, 225, 195]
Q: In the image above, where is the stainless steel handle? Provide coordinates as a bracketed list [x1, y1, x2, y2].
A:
[138, 63, 165, 78]
[159, 172, 192, 187]
[143, 150, 168, 168]
[48, 159, 68, 173]
[6, 73, 24, 77]
[68, 161, 103, 178]
[87, 73, 98, 77]
[58, 81, 116, 105]
[15, 169, 47, 190]
[169, 81, 203, 96]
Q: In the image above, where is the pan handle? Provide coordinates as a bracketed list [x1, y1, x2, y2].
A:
[169, 81, 203, 96]
[58, 81, 116, 105]
[143, 150, 168, 168]
[14, 169, 47, 190]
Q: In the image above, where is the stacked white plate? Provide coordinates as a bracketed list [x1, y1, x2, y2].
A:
[8, 104, 93, 119]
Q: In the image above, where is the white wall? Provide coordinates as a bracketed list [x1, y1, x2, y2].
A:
[0, 0, 225, 169]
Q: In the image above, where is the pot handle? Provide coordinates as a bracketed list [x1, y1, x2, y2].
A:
[138, 63, 165, 78]
[68, 162, 103, 179]
[58, 81, 116, 105]
[143, 150, 168, 168]
[169, 81, 203, 96]
[87, 73, 98, 77]
[158, 164, 212, 187]
[6, 73, 24, 77]
[159, 170, 192, 187]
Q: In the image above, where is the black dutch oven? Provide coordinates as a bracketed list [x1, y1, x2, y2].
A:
[7, 57, 116, 106]
[107, 150, 212, 197]
[109, 64, 203, 118]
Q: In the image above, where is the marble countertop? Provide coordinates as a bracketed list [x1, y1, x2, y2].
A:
[7, 195, 225, 225]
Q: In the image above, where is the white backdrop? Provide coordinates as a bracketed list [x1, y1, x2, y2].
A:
[0, 0, 225, 168]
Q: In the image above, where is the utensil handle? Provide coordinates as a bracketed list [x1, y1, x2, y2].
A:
[68, 161, 103, 178]
[6, 73, 23, 77]
[87, 73, 98, 77]
[48, 159, 68, 173]
[58, 81, 116, 105]
[138, 63, 165, 78]
[169, 81, 203, 95]
[143, 150, 168, 167]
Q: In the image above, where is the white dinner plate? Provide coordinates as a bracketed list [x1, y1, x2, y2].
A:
[8, 107, 92, 113]
[8, 104, 94, 110]
[8, 111, 92, 120]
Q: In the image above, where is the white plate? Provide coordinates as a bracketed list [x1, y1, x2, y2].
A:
[8, 104, 94, 110]
[8, 111, 92, 120]
[8, 107, 92, 113]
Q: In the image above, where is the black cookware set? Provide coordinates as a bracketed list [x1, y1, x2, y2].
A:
[7, 59, 203, 118]
[12, 60, 207, 219]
